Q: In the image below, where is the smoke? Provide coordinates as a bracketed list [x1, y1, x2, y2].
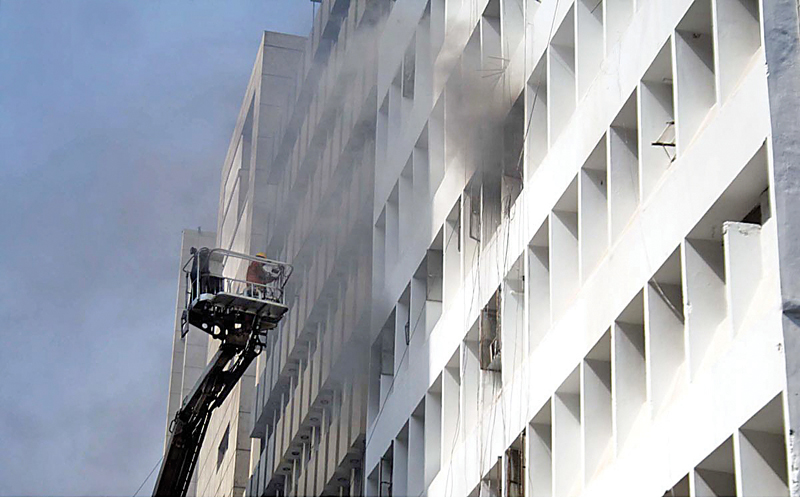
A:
[319, 0, 522, 383]
[246, 0, 527, 479]
[257, 2, 392, 387]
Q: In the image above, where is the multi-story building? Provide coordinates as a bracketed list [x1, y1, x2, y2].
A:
[198, 31, 306, 497]
[364, 1, 800, 497]
[164, 30, 307, 497]
[246, 1, 382, 494]
[164, 0, 387, 495]
[165, 228, 217, 497]
[166, 0, 800, 496]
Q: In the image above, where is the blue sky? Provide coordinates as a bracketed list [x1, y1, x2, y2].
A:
[0, 1, 311, 495]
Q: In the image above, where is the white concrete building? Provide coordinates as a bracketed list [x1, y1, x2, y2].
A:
[165, 0, 386, 495]
[164, 30, 309, 497]
[196, 30, 307, 497]
[165, 228, 217, 497]
[165, 0, 800, 496]
[245, 2, 381, 494]
[364, 0, 800, 497]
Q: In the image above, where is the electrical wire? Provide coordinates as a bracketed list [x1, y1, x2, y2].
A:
[364, 254, 447, 450]
[494, 0, 565, 489]
[441, 1, 563, 494]
[370, 0, 567, 493]
[132, 454, 164, 497]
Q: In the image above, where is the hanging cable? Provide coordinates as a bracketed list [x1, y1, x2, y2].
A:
[441, 0, 563, 494]
[132, 454, 165, 497]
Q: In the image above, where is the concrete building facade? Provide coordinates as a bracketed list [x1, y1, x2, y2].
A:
[165, 228, 217, 497]
[364, 0, 800, 496]
[165, 0, 800, 496]
[245, 1, 382, 494]
[195, 31, 307, 497]
[164, 30, 309, 497]
[165, 1, 387, 495]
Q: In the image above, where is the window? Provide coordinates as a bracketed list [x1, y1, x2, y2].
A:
[480, 288, 502, 371]
[379, 445, 393, 497]
[217, 423, 230, 470]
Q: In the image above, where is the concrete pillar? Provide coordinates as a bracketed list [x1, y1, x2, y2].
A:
[762, 2, 800, 495]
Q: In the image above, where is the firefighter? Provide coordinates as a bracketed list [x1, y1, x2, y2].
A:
[247, 252, 281, 298]
[246, 253, 267, 298]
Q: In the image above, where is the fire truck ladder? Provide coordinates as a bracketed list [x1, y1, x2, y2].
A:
[152, 248, 292, 497]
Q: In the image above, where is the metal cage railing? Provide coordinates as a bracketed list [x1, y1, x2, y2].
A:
[182, 248, 293, 308]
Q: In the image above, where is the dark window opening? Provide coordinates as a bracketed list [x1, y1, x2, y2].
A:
[217, 424, 230, 470]
[480, 288, 502, 371]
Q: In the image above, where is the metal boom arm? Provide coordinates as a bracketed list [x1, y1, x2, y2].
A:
[153, 337, 260, 497]
[152, 247, 291, 497]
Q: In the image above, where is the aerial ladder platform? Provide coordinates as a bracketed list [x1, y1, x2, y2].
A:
[152, 248, 292, 497]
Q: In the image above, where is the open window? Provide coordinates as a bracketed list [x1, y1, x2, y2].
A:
[583, 330, 612, 481]
[526, 55, 548, 172]
[694, 437, 736, 496]
[577, 0, 603, 98]
[662, 475, 689, 497]
[684, 143, 769, 376]
[378, 444, 393, 497]
[614, 290, 647, 449]
[717, 0, 761, 102]
[425, 232, 444, 333]
[641, 40, 676, 199]
[674, 0, 716, 151]
[394, 426, 409, 497]
[397, 285, 412, 350]
[502, 92, 526, 219]
[424, 376, 442, 487]
[646, 248, 686, 414]
[503, 256, 525, 374]
[528, 400, 552, 497]
[481, 0, 502, 72]
[408, 402, 425, 497]
[468, 178, 482, 242]
[609, 90, 639, 241]
[529, 220, 551, 351]
[738, 395, 789, 496]
[377, 311, 396, 408]
[474, 457, 502, 497]
[480, 288, 502, 371]
[506, 432, 526, 497]
[579, 135, 608, 279]
[551, 177, 579, 317]
[554, 368, 582, 497]
[549, 5, 576, 143]
[217, 423, 230, 470]
[403, 35, 416, 101]
[442, 350, 461, 468]
[444, 200, 462, 307]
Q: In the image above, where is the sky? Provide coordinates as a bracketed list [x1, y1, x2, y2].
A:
[0, 1, 311, 495]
